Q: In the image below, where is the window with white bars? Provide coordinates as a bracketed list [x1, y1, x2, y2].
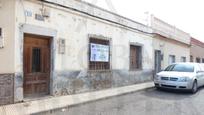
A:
[89, 38, 110, 70]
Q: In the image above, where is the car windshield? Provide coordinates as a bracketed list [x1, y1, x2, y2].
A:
[164, 64, 194, 72]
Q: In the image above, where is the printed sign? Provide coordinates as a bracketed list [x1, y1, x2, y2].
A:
[90, 43, 109, 62]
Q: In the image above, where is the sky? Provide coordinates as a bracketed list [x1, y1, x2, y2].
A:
[83, 0, 204, 42]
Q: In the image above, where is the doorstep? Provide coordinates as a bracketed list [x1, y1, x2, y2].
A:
[0, 82, 154, 115]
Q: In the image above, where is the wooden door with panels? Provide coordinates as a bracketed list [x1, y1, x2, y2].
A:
[130, 45, 141, 70]
[130, 45, 137, 69]
[23, 34, 51, 97]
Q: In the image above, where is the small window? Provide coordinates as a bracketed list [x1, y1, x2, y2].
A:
[190, 55, 193, 62]
[196, 57, 201, 63]
[181, 57, 186, 62]
[32, 48, 41, 72]
[169, 55, 176, 65]
[130, 45, 142, 70]
[89, 38, 110, 70]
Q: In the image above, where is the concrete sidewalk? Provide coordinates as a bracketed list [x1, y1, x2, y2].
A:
[0, 82, 154, 115]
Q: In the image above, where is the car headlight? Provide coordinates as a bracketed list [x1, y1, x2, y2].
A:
[178, 77, 189, 82]
[154, 75, 160, 80]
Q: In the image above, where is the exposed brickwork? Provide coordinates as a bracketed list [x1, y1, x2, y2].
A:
[0, 74, 14, 106]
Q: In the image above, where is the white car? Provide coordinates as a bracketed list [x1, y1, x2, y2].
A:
[154, 63, 204, 93]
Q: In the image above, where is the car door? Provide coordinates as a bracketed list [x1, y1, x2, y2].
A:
[195, 64, 202, 87]
[198, 64, 204, 86]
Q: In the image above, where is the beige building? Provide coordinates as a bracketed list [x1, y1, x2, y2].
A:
[190, 38, 204, 63]
[0, 0, 154, 105]
[150, 16, 191, 73]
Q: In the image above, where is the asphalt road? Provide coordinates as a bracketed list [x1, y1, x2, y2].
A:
[37, 87, 204, 115]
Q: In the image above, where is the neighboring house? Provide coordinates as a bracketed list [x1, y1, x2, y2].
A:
[150, 16, 191, 73]
[190, 38, 204, 63]
[0, 0, 154, 105]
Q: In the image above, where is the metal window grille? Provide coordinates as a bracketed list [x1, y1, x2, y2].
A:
[190, 55, 193, 62]
[89, 38, 110, 70]
[196, 58, 201, 63]
[32, 48, 41, 72]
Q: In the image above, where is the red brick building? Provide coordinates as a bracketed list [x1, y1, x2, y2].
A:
[190, 38, 204, 63]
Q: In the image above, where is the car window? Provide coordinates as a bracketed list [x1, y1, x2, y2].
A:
[164, 64, 194, 72]
[198, 64, 204, 71]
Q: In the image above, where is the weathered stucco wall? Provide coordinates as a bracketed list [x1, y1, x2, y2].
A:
[0, 74, 14, 106]
[0, 0, 16, 106]
[13, 0, 154, 102]
[53, 70, 152, 96]
[153, 35, 190, 69]
[15, 0, 153, 72]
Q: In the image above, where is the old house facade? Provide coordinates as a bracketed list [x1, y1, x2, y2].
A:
[190, 38, 204, 63]
[150, 16, 191, 73]
[0, 0, 154, 105]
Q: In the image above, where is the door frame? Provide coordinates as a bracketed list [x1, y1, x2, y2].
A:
[17, 24, 57, 101]
[23, 34, 51, 97]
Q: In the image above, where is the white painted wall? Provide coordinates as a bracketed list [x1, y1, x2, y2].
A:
[0, 0, 15, 73]
[14, 0, 154, 73]
[151, 15, 191, 45]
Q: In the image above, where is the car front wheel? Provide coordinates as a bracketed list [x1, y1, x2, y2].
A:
[191, 80, 197, 94]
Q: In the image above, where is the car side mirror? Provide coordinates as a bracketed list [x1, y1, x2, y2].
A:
[197, 71, 204, 73]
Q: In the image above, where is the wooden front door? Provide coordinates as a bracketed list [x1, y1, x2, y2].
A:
[130, 45, 137, 69]
[154, 50, 161, 74]
[23, 34, 51, 97]
[130, 45, 141, 70]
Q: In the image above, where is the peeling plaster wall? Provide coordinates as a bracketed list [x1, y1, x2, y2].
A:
[13, 0, 154, 102]
[53, 70, 153, 96]
[0, 74, 14, 106]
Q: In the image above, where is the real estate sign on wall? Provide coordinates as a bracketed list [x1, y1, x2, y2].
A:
[90, 43, 109, 62]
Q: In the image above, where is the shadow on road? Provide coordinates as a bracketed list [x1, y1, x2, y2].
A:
[140, 86, 204, 101]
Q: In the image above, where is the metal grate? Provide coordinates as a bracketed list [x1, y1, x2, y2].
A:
[161, 84, 176, 88]
[89, 38, 110, 70]
[161, 77, 169, 81]
[170, 77, 178, 81]
[32, 48, 41, 72]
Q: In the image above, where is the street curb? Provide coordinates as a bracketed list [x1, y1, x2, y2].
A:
[0, 82, 154, 115]
[68, 82, 154, 108]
